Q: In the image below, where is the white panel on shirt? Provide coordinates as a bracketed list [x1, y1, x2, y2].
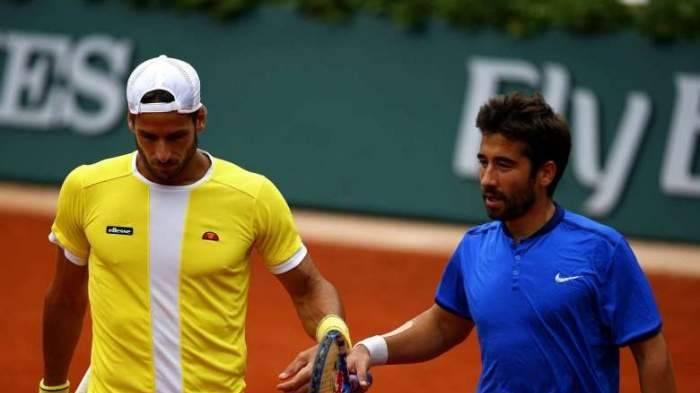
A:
[148, 189, 189, 393]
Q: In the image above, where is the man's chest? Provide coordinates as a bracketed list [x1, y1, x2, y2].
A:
[465, 240, 601, 330]
[83, 189, 256, 276]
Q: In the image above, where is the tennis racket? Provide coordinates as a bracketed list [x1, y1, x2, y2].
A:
[309, 330, 371, 393]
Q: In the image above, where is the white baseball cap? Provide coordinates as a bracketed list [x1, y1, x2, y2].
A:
[126, 54, 203, 114]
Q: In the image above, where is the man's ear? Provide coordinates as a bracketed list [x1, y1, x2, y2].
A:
[195, 105, 207, 134]
[127, 113, 136, 133]
[538, 160, 557, 189]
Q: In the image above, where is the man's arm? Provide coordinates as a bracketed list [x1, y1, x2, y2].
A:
[347, 303, 473, 389]
[275, 253, 346, 392]
[382, 304, 473, 363]
[629, 331, 676, 393]
[275, 253, 345, 338]
[42, 246, 89, 386]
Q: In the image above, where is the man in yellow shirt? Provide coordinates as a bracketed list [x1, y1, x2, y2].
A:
[40, 55, 349, 393]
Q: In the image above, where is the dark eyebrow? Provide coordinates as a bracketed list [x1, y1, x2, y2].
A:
[477, 153, 518, 165]
[167, 130, 189, 137]
[494, 156, 517, 165]
[137, 129, 157, 138]
[137, 129, 189, 137]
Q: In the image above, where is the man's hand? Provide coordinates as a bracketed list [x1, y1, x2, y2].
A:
[346, 344, 372, 392]
[276, 344, 318, 393]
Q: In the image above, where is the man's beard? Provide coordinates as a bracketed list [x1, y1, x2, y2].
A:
[482, 180, 537, 221]
[136, 135, 198, 184]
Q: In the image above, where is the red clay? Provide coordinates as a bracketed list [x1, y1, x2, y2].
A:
[1, 211, 697, 392]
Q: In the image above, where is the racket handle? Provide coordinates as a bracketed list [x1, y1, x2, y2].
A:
[348, 372, 373, 392]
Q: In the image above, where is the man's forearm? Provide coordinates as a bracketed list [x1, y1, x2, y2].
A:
[292, 277, 344, 339]
[42, 289, 87, 385]
[383, 305, 471, 364]
[631, 332, 677, 393]
[639, 356, 676, 393]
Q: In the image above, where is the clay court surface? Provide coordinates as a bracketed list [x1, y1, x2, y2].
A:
[1, 186, 699, 392]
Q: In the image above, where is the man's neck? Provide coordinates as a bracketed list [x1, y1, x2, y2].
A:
[179, 150, 211, 184]
[504, 199, 556, 241]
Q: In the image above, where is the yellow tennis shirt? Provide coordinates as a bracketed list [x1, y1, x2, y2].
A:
[49, 151, 306, 393]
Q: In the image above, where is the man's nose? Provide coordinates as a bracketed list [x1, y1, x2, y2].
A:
[480, 165, 497, 188]
[154, 141, 171, 163]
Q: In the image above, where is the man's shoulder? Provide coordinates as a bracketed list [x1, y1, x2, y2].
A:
[466, 221, 500, 237]
[446, 222, 499, 255]
[64, 153, 133, 189]
[459, 221, 500, 248]
[559, 210, 641, 277]
[209, 156, 269, 198]
[560, 209, 624, 246]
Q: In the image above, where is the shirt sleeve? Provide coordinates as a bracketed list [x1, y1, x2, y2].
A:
[253, 177, 305, 274]
[49, 166, 90, 265]
[598, 237, 662, 346]
[435, 237, 471, 319]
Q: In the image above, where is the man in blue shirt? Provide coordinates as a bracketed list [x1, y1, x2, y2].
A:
[347, 93, 676, 392]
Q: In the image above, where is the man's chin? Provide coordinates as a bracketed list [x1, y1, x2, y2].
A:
[484, 206, 503, 220]
[151, 170, 180, 184]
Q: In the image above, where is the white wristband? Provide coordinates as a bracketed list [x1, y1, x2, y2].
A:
[355, 335, 388, 365]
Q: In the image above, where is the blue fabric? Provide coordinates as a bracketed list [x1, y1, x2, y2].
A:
[435, 207, 662, 393]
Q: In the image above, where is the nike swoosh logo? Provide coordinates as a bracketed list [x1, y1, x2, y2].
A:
[555, 273, 582, 283]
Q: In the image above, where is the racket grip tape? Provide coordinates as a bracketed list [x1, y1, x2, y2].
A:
[316, 314, 352, 347]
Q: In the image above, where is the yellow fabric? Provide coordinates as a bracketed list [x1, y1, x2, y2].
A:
[316, 314, 352, 347]
[51, 152, 303, 392]
[51, 165, 90, 261]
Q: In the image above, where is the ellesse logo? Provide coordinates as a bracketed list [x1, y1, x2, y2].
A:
[106, 226, 134, 236]
[202, 231, 219, 241]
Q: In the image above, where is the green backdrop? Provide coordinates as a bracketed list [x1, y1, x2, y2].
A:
[1, 0, 699, 243]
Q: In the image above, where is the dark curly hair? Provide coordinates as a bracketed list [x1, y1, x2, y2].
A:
[140, 89, 200, 122]
[476, 92, 571, 196]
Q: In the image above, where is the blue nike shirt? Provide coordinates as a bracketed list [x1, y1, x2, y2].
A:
[435, 206, 662, 393]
